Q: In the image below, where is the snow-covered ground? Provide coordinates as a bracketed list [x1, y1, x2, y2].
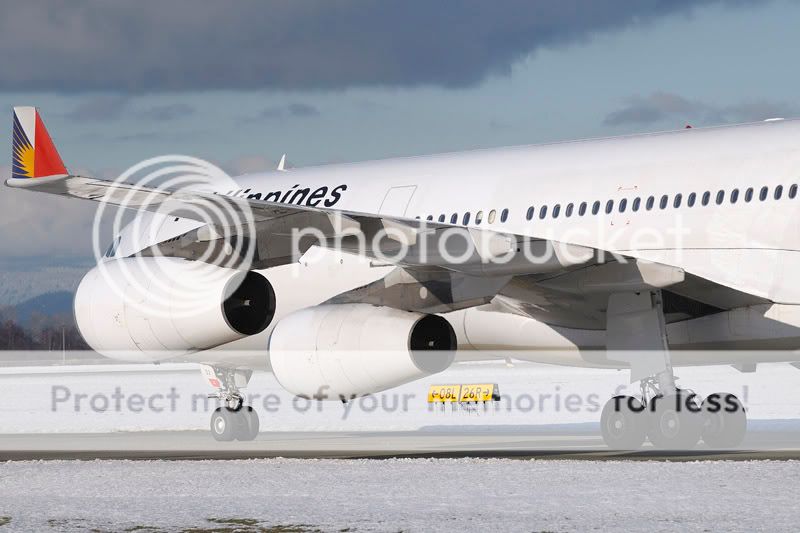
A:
[1, 363, 799, 532]
[0, 361, 798, 433]
[0, 458, 797, 532]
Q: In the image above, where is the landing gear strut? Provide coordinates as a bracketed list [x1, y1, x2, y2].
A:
[200, 364, 260, 442]
[601, 291, 747, 450]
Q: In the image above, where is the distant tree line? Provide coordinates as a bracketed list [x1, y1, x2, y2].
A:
[0, 309, 89, 351]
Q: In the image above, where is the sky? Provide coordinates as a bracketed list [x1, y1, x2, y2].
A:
[0, 0, 798, 276]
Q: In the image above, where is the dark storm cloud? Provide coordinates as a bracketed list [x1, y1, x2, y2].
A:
[62, 94, 130, 121]
[62, 96, 194, 122]
[287, 103, 321, 118]
[604, 92, 797, 126]
[0, 0, 763, 92]
[139, 103, 195, 121]
[258, 103, 322, 120]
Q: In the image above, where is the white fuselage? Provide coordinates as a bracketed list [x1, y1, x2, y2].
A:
[106, 119, 800, 367]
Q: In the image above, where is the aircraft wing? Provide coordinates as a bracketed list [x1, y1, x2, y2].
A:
[7, 106, 765, 318]
[9, 167, 608, 313]
[5, 106, 610, 313]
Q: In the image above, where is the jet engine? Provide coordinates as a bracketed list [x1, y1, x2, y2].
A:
[74, 258, 276, 361]
[269, 304, 457, 399]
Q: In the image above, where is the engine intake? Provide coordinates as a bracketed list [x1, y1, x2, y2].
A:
[269, 304, 456, 399]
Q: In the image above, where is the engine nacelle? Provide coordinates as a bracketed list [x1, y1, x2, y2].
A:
[74, 258, 275, 361]
[269, 304, 456, 399]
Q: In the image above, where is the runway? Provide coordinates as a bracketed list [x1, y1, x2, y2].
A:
[3, 361, 800, 461]
[3, 422, 800, 460]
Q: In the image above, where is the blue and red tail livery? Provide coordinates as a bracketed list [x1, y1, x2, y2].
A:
[11, 106, 67, 180]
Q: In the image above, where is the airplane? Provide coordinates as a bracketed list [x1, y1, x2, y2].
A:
[7, 105, 800, 450]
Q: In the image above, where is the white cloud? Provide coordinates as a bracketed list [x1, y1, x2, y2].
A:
[0, 166, 99, 259]
[604, 92, 798, 127]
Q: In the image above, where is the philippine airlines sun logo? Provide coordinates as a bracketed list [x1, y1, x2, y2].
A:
[12, 114, 34, 178]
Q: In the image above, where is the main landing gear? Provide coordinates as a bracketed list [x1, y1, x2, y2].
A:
[601, 291, 747, 450]
[600, 383, 747, 450]
[200, 364, 260, 442]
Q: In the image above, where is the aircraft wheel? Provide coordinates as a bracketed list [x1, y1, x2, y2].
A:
[600, 395, 647, 450]
[234, 406, 260, 441]
[648, 392, 702, 450]
[702, 393, 747, 449]
[210, 407, 237, 442]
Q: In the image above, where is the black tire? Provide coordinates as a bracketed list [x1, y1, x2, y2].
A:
[702, 393, 747, 449]
[234, 406, 260, 441]
[600, 395, 647, 450]
[648, 392, 703, 450]
[210, 407, 237, 442]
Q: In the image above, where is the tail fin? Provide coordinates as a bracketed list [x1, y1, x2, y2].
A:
[11, 106, 67, 180]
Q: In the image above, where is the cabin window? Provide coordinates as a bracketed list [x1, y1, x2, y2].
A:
[730, 189, 739, 204]
[539, 206, 548, 219]
[646, 196, 655, 210]
[592, 201, 601, 215]
[760, 186, 769, 201]
[790, 184, 798, 199]
[702, 191, 711, 206]
[687, 193, 696, 207]
[463, 212, 471, 225]
[775, 185, 784, 200]
[578, 202, 587, 216]
[426, 215, 433, 221]
[605, 200, 614, 214]
[660, 195, 669, 209]
[673, 194, 682, 208]
[552, 204, 561, 218]
[476, 211, 484, 224]
[745, 188, 754, 202]
[565, 203, 574, 217]
[500, 208, 509, 222]
[716, 190, 725, 205]
[438, 214, 446, 222]
[619, 198, 628, 213]
[526, 206, 535, 221]
[632, 197, 641, 212]
[450, 213, 458, 224]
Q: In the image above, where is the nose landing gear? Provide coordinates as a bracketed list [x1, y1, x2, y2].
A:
[210, 405, 260, 442]
[201, 364, 261, 442]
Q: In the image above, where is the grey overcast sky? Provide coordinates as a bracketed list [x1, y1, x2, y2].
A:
[0, 0, 798, 268]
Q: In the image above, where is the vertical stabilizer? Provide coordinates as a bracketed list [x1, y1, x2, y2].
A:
[11, 106, 67, 180]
